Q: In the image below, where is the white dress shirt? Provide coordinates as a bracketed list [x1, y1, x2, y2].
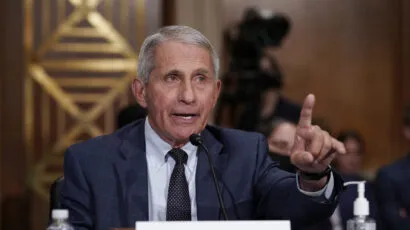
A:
[145, 119, 199, 220]
[330, 206, 343, 230]
[144, 118, 334, 221]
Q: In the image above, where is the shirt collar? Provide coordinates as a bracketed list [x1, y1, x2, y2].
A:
[144, 118, 198, 171]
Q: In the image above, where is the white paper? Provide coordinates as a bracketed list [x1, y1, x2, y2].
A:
[136, 220, 291, 230]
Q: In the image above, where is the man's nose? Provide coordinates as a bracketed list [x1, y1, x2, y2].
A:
[179, 80, 196, 104]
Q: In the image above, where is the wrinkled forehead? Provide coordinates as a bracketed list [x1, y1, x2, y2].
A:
[153, 41, 213, 72]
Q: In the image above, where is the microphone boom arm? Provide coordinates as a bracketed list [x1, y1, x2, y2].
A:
[190, 134, 229, 220]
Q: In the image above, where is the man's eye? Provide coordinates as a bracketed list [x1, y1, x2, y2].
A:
[165, 75, 178, 81]
[195, 75, 206, 82]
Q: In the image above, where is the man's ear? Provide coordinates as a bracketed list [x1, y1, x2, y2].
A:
[131, 78, 147, 108]
[212, 80, 222, 107]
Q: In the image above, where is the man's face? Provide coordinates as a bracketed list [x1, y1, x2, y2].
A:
[133, 41, 221, 147]
[403, 125, 410, 141]
[335, 138, 363, 175]
[268, 122, 296, 156]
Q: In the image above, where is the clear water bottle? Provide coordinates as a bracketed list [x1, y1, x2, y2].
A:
[46, 209, 74, 230]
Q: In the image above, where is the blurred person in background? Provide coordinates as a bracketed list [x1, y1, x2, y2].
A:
[328, 130, 378, 230]
[375, 105, 410, 230]
[117, 104, 147, 128]
[260, 118, 297, 173]
[333, 131, 366, 177]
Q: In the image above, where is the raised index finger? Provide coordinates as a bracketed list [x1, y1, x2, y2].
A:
[298, 94, 315, 128]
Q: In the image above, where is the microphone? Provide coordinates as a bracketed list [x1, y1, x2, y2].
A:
[189, 134, 229, 220]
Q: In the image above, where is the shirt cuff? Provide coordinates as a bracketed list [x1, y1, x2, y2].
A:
[296, 172, 334, 200]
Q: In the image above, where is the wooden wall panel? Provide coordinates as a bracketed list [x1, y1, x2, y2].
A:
[0, 1, 162, 230]
[403, 1, 410, 109]
[0, 0, 28, 229]
[401, 0, 410, 151]
[222, 0, 406, 172]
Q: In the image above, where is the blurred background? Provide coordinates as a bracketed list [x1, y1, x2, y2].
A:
[0, 0, 409, 229]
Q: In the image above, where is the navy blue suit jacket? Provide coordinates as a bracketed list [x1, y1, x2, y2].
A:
[61, 120, 343, 230]
[375, 153, 410, 230]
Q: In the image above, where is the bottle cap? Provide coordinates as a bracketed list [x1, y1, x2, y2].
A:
[52, 209, 69, 219]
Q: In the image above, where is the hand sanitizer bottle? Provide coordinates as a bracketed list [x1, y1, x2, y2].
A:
[46, 209, 74, 230]
[345, 181, 376, 230]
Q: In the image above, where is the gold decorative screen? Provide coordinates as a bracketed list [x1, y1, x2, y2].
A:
[24, 0, 145, 200]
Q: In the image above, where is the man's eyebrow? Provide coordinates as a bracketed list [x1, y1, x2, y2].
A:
[164, 69, 183, 76]
[194, 68, 210, 74]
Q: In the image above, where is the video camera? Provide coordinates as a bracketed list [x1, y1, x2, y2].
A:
[223, 8, 291, 101]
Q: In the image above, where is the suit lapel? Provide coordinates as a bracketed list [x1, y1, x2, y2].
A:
[114, 123, 227, 223]
[196, 127, 227, 220]
[115, 121, 149, 226]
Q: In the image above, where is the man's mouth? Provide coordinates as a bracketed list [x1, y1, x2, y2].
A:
[172, 113, 199, 119]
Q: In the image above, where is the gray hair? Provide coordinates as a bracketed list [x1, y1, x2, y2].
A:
[137, 25, 220, 83]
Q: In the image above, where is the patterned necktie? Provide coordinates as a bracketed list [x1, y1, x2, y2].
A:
[166, 148, 191, 221]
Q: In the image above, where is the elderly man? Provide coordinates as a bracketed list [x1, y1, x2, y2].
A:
[61, 26, 346, 230]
